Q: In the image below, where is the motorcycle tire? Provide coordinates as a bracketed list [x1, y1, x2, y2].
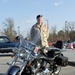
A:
[50, 65, 61, 75]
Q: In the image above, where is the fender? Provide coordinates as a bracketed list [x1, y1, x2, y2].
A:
[7, 66, 20, 75]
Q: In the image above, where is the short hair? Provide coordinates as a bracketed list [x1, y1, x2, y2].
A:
[36, 15, 42, 19]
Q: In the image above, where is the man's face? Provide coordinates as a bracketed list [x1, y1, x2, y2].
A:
[37, 17, 43, 24]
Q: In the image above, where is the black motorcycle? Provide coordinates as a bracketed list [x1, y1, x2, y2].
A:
[21, 41, 68, 75]
[7, 39, 68, 75]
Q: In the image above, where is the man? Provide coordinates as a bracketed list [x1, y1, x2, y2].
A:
[30, 15, 49, 49]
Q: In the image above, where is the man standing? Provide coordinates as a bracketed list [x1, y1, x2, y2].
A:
[30, 15, 49, 48]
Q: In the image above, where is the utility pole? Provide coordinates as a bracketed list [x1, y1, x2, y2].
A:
[18, 26, 20, 36]
[65, 21, 67, 33]
[65, 21, 68, 40]
[46, 19, 49, 29]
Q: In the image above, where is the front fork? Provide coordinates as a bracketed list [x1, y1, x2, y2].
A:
[18, 61, 28, 75]
[18, 55, 33, 75]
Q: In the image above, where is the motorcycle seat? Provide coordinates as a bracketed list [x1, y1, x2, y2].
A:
[45, 56, 55, 61]
[46, 47, 61, 55]
[39, 47, 61, 61]
[40, 53, 55, 61]
[52, 49, 61, 55]
[44, 49, 61, 61]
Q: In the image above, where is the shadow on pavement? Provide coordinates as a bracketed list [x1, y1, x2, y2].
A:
[0, 73, 5, 75]
[68, 61, 75, 67]
[0, 63, 6, 65]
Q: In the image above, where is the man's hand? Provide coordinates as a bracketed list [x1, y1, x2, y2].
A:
[44, 49, 48, 53]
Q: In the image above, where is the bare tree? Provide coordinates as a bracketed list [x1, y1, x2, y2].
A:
[2, 18, 16, 40]
[66, 21, 75, 31]
[65, 21, 75, 40]
[51, 25, 57, 42]
[58, 30, 65, 41]
[69, 30, 75, 41]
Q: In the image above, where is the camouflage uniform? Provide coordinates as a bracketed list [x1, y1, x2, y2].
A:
[30, 23, 49, 47]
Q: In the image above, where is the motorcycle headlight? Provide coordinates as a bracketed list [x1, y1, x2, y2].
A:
[19, 48, 28, 59]
[13, 47, 28, 59]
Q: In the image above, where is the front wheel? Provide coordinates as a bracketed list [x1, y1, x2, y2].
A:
[50, 65, 61, 75]
[7, 66, 20, 75]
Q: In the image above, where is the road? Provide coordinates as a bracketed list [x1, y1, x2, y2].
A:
[0, 49, 75, 75]
[59, 49, 75, 75]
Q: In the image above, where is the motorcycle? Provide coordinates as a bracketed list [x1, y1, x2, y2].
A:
[6, 37, 68, 75]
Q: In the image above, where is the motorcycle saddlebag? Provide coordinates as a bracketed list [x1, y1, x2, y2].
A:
[55, 55, 68, 66]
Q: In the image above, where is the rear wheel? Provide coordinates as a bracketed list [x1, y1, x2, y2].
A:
[50, 65, 61, 75]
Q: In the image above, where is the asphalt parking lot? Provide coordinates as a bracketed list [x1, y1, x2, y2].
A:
[59, 49, 75, 75]
[0, 49, 75, 75]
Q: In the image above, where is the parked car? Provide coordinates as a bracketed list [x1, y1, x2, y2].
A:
[0, 36, 17, 53]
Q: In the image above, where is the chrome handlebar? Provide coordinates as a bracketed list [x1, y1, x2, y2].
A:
[12, 39, 37, 60]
